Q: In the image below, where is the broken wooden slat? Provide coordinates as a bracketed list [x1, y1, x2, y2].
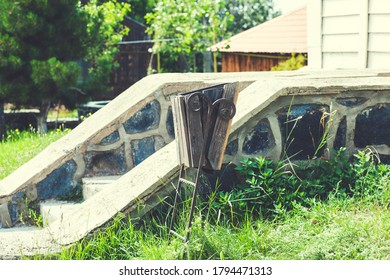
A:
[207, 82, 239, 170]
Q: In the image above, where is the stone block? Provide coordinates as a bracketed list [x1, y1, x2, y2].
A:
[131, 137, 155, 166]
[99, 130, 120, 145]
[124, 100, 160, 134]
[0, 202, 11, 228]
[166, 106, 175, 139]
[334, 116, 347, 150]
[225, 139, 238, 156]
[277, 104, 329, 160]
[8, 191, 26, 225]
[336, 97, 367, 107]
[36, 160, 78, 200]
[84, 146, 127, 177]
[243, 119, 275, 155]
[355, 105, 390, 148]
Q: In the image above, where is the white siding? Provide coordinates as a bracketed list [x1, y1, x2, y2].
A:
[322, 34, 359, 52]
[309, 0, 390, 69]
[368, 52, 390, 68]
[369, 0, 390, 14]
[323, 52, 360, 68]
[322, 15, 360, 35]
[322, 0, 359, 17]
[368, 33, 390, 52]
[369, 14, 390, 33]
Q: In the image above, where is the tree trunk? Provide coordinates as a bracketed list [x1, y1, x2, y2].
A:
[37, 101, 51, 135]
[0, 98, 5, 141]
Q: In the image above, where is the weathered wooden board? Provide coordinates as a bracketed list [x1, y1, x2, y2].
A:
[207, 82, 239, 170]
[171, 83, 239, 170]
[185, 93, 204, 167]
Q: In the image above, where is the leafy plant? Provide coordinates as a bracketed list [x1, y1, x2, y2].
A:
[213, 148, 390, 221]
[271, 53, 307, 71]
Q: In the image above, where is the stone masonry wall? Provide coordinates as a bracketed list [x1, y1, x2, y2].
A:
[1, 71, 390, 228]
[224, 88, 390, 165]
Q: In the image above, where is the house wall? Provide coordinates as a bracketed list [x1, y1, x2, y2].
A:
[308, 0, 390, 69]
[221, 53, 291, 72]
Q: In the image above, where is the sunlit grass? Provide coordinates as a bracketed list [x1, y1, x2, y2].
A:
[0, 128, 70, 179]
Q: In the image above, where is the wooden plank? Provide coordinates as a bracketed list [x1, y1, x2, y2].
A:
[207, 82, 239, 170]
[178, 96, 191, 167]
[184, 93, 204, 167]
[171, 97, 182, 164]
[172, 95, 190, 167]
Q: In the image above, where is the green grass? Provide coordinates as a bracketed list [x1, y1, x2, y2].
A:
[0, 128, 70, 179]
[37, 195, 389, 260]
[2, 130, 389, 260]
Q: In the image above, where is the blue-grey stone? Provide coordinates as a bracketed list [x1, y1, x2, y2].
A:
[225, 139, 238, 156]
[166, 106, 175, 139]
[355, 105, 390, 148]
[132, 137, 155, 166]
[334, 116, 346, 150]
[277, 104, 329, 160]
[336, 97, 367, 107]
[243, 119, 275, 155]
[378, 155, 390, 164]
[124, 100, 160, 134]
[11, 191, 25, 202]
[84, 146, 127, 177]
[8, 202, 19, 224]
[100, 130, 120, 145]
[36, 160, 78, 200]
[8, 191, 26, 225]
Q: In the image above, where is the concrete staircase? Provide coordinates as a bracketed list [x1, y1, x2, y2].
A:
[0, 142, 179, 259]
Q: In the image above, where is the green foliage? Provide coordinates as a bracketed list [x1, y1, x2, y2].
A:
[0, 0, 129, 133]
[145, 0, 233, 72]
[126, 0, 156, 23]
[215, 148, 390, 220]
[224, 0, 280, 35]
[82, 0, 130, 95]
[271, 53, 307, 71]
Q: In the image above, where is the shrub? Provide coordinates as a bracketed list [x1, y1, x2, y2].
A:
[213, 148, 390, 221]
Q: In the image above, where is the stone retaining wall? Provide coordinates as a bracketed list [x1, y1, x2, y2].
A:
[1, 70, 390, 228]
[225, 86, 390, 165]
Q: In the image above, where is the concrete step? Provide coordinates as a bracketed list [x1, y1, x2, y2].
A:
[82, 176, 121, 200]
[40, 200, 79, 227]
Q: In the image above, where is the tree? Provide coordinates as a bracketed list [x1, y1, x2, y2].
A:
[0, 0, 129, 134]
[224, 0, 280, 35]
[145, 0, 279, 73]
[145, 0, 233, 73]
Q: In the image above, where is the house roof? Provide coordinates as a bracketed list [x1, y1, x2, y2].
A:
[210, 6, 307, 54]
